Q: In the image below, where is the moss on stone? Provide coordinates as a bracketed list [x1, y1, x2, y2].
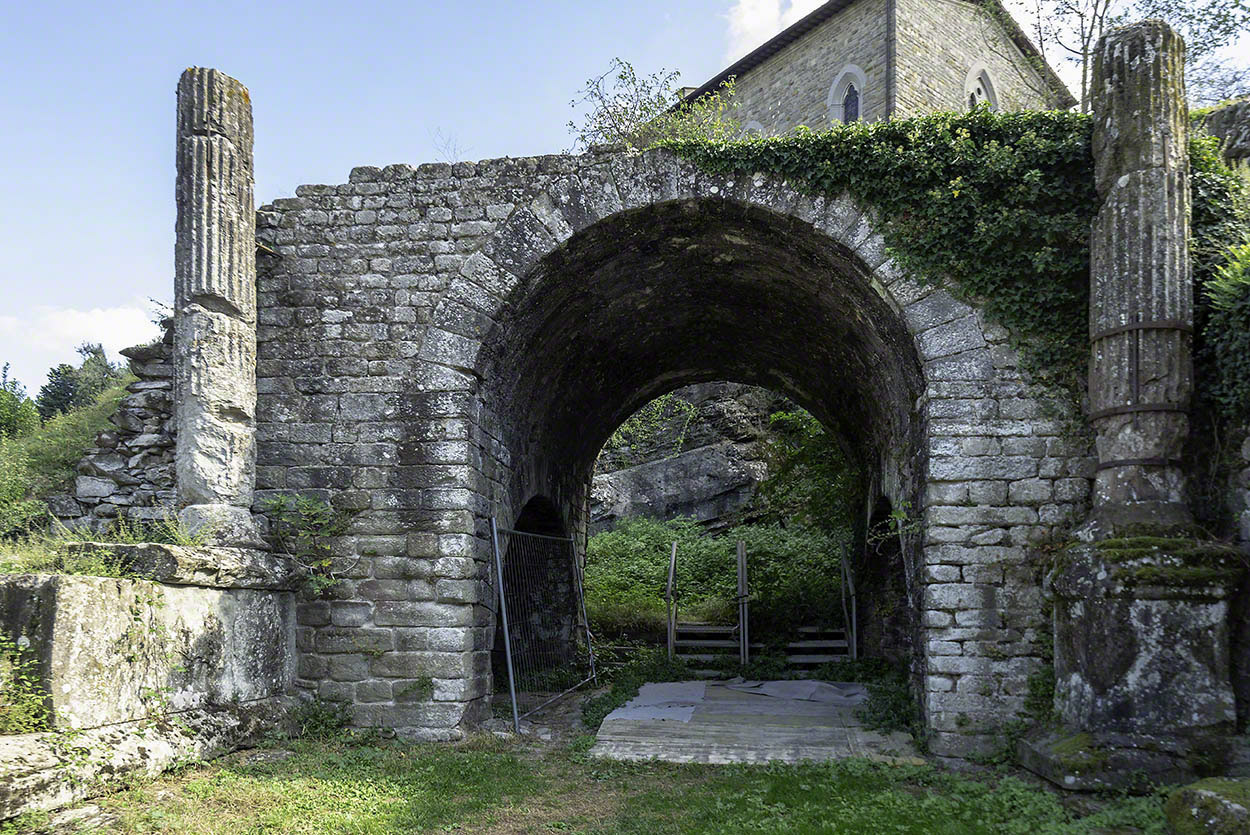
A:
[1082, 537, 1248, 588]
[1164, 778, 1250, 835]
[1049, 732, 1109, 772]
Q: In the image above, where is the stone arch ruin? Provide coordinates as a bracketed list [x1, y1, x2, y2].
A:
[154, 20, 1242, 763]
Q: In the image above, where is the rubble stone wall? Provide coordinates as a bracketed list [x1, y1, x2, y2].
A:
[51, 320, 177, 530]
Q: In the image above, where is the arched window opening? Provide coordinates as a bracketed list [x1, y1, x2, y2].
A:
[828, 65, 868, 124]
[843, 85, 860, 123]
[964, 66, 998, 111]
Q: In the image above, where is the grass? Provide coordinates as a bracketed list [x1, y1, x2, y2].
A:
[0, 380, 131, 498]
[0, 736, 1171, 834]
[0, 514, 214, 577]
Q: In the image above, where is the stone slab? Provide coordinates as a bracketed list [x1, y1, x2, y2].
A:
[0, 574, 293, 728]
[590, 680, 920, 765]
[0, 696, 291, 821]
[65, 542, 295, 589]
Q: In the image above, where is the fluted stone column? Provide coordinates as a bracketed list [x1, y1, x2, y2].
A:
[174, 68, 262, 547]
[1088, 21, 1192, 532]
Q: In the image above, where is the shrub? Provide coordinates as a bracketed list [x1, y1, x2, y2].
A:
[289, 696, 353, 740]
[0, 380, 130, 502]
[580, 647, 691, 730]
[585, 517, 848, 639]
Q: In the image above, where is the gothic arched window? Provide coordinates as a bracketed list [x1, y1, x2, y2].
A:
[843, 84, 860, 123]
[964, 66, 998, 111]
[828, 65, 867, 124]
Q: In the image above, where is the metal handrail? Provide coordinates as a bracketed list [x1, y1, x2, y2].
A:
[665, 541, 677, 660]
[839, 545, 858, 660]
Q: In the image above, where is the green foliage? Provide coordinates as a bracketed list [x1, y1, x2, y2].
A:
[1199, 235, 1250, 422]
[662, 110, 1098, 394]
[0, 365, 38, 440]
[0, 633, 47, 735]
[260, 494, 358, 597]
[0, 451, 48, 541]
[580, 646, 691, 730]
[815, 658, 925, 742]
[0, 514, 215, 577]
[600, 391, 699, 465]
[289, 696, 354, 740]
[754, 409, 862, 536]
[568, 58, 741, 151]
[584, 516, 847, 639]
[0, 380, 130, 500]
[35, 343, 126, 420]
[663, 113, 1250, 405]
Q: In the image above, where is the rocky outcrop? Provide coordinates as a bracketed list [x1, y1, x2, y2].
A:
[49, 321, 177, 531]
[1202, 99, 1250, 165]
[590, 382, 780, 531]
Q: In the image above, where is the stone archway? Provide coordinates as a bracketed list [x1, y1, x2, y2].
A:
[397, 149, 1086, 755]
[161, 24, 1218, 771]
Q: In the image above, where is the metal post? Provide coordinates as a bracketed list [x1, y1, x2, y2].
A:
[666, 541, 677, 661]
[737, 540, 749, 665]
[575, 536, 599, 685]
[491, 517, 521, 734]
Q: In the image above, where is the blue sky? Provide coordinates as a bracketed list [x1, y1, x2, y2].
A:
[0, 0, 777, 391]
[0, 1, 1240, 393]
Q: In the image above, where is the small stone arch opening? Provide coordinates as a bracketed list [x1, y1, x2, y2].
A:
[492, 495, 584, 697]
[474, 196, 928, 684]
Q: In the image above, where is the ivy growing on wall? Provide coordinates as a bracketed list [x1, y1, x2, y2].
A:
[661, 110, 1250, 414]
[662, 109, 1097, 395]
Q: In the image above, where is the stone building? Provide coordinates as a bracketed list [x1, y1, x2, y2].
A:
[680, 0, 1075, 134]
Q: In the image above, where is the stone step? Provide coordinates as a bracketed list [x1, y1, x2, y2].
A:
[786, 654, 850, 665]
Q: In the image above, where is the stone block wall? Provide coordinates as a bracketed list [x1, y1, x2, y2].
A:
[730, 0, 890, 132]
[252, 148, 1094, 755]
[0, 544, 294, 819]
[52, 320, 177, 530]
[895, 0, 1062, 115]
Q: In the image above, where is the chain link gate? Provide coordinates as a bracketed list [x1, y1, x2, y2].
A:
[490, 518, 597, 733]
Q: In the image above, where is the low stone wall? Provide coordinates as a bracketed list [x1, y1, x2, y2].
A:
[0, 544, 295, 819]
[49, 321, 178, 531]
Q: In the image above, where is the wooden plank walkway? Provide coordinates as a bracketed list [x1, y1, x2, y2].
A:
[590, 680, 922, 765]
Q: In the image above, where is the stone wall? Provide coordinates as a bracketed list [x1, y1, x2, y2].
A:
[51, 320, 177, 531]
[730, 0, 890, 132]
[253, 148, 1094, 755]
[895, 0, 1061, 115]
[0, 544, 295, 819]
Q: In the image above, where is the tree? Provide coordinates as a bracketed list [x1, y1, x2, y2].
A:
[35, 343, 126, 420]
[1012, 0, 1250, 109]
[568, 58, 741, 151]
[0, 365, 39, 439]
[35, 364, 79, 420]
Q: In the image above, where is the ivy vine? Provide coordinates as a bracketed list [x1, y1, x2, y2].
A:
[660, 110, 1249, 411]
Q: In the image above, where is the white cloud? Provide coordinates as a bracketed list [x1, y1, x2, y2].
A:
[726, 0, 826, 62]
[0, 302, 161, 395]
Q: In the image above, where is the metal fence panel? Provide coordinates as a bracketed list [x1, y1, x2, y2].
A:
[490, 518, 597, 731]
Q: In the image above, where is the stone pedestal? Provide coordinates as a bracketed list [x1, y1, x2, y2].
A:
[1023, 538, 1246, 790]
[174, 68, 262, 547]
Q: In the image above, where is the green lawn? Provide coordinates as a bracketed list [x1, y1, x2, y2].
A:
[4, 736, 1169, 834]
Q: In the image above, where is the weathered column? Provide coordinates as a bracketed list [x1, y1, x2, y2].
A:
[1023, 24, 1245, 789]
[174, 68, 262, 547]
[1087, 20, 1192, 532]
